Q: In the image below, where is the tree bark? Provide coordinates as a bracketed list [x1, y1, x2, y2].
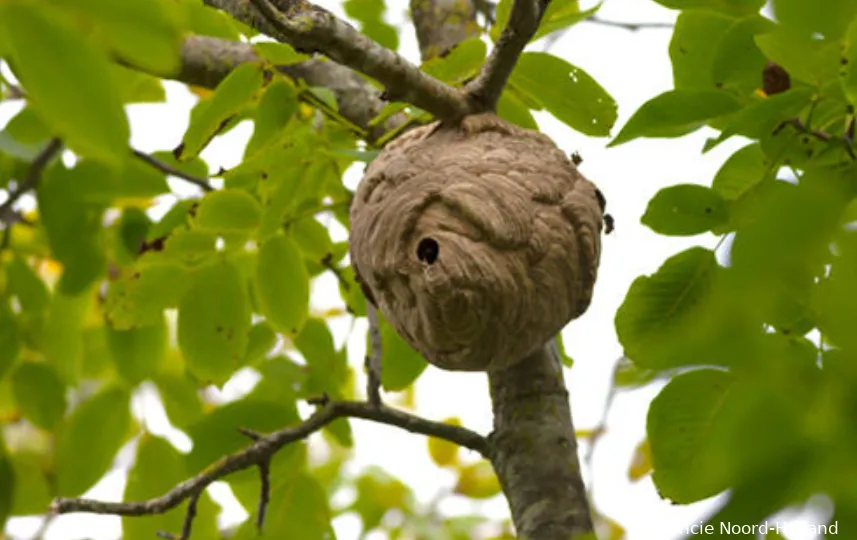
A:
[488, 341, 594, 539]
[409, 0, 480, 61]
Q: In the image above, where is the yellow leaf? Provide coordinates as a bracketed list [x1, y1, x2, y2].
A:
[595, 512, 627, 540]
[427, 417, 461, 467]
[628, 438, 652, 481]
[575, 425, 606, 441]
[454, 460, 501, 499]
[188, 86, 213, 99]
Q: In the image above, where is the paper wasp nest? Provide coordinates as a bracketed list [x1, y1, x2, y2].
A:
[349, 113, 603, 371]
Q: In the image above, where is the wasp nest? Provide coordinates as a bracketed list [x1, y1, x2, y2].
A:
[349, 113, 603, 371]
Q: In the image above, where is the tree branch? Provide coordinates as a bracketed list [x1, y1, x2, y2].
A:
[51, 399, 488, 528]
[410, 0, 481, 61]
[585, 15, 674, 31]
[205, 0, 472, 121]
[465, 0, 550, 111]
[132, 149, 214, 192]
[134, 35, 402, 143]
[0, 138, 62, 226]
[488, 340, 594, 539]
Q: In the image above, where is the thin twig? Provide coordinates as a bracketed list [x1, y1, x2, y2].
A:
[156, 491, 201, 540]
[51, 399, 488, 533]
[283, 200, 349, 228]
[365, 307, 383, 406]
[778, 117, 857, 161]
[132, 150, 214, 191]
[465, 0, 550, 111]
[255, 459, 271, 532]
[585, 16, 674, 31]
[0, 138, 62, 225]
[234, 0, 471, 121]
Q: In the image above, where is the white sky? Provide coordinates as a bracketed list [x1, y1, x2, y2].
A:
[2, 0, 834, 539]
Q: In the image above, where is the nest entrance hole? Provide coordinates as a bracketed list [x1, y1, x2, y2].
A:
[417, 237, 439, 264]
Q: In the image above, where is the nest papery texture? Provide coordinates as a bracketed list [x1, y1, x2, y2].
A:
[350, 113, 603, 371]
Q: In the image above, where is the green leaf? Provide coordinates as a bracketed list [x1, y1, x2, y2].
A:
[496, 90, 539, 130]
[532, 2, 602, 41]
[290, 215, 334, 261]
[0, 300, 21, 380]
[708, 86, 813, 147]
[111, 66, 167, 104]
[647, 368, 734, 502]
[609, 90, 742, 147]
[712, 15, 774, 93]
[771, 0, 857, 40]
[5, 256, 49, 314]
[755, 29, 840, 87]
[105, 256, 190, 330]
[711, 143, 771, 200]
[841, 17, 857, 108]
[492, 0, 597, 42]
[247, 78, 298, 156]
[1, 2, 129, 164]
[147, 199, 198, 241]
[421, 38, 487, 84]
[255, 233, 310, 335]
[294, 318, 348, 396]
[178, 62, 266, 160]
[11, 361, 66, 431]
[818, 232, 857, 351]
[113, 207, 152, 266]
[508, 52, 617, 136]
[612, 356, 659, 388]
[123, 435, 216, 540]
[670, 10, 736, 90]
[344, 0, 399, 51]
[231, 474, 335, 539]
[243, 321, 277, 366]
[59, 0, 184, 75]
[253, 42, 310, 65]
[641, 184, 729, 236]
[185, 398, 299, 474]
[55, 386, 132, 496]
[9, 452, 52, 515]
[44, 290, 91, 383]
[326, 417, 354, 448]
[37, 165, 106, 294]
[0, 440, 12, 531]
[615, 247, 721, 369]
[107, 316, 168, 386]
[153, 373, 204, 429]
[194, 189, 263, 232]
[178, 259, 251, 385]
[4, 107, 50, 145]
[650, 0, 764, 15]
[161, 228, 218, 264]
[378, 314, 427, 391]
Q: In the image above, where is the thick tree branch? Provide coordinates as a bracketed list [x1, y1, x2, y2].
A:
[465, 0, 550, 111]
[149, 36, 403, 142]
[51, 399, 488, 528]
[410, 0, 481, 61]
[488, 340, 594, 539]
[205, 0, 472, 121]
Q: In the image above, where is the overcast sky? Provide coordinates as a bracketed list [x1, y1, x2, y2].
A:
[2, 1, 831, 539]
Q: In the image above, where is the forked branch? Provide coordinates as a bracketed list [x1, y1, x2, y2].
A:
[51, 399, 488, 537]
